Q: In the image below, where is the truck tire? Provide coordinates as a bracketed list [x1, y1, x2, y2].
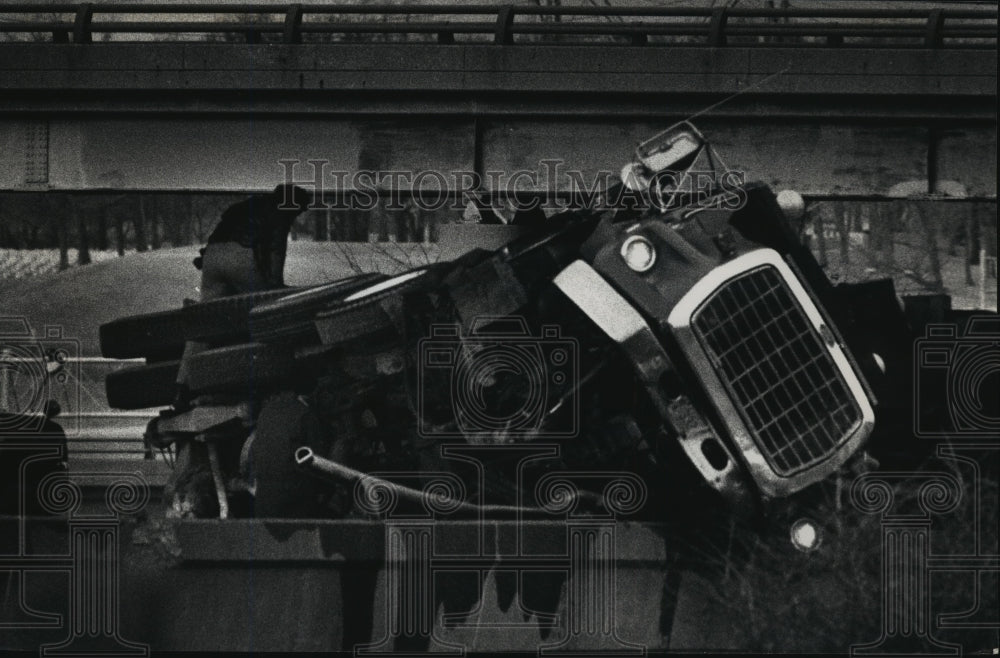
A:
[99, 310, 187, 360]
[180, 287, 304, 344]
[250, 391, 333, 520]
[313, 265, 446, 347]
[100, 288, 309, 359]
[185, 342, 296, 395]
[105, 360, 180, 410]
[249, 272, 387, 344]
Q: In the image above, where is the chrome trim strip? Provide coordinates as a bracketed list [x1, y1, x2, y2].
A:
[667, 249, 875, 498]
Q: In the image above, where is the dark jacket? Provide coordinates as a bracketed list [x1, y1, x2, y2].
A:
[206, 186, 310, 281]
[208, 194, 300, 248]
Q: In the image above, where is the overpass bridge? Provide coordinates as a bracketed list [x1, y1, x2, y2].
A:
[0, 3, 996, 200]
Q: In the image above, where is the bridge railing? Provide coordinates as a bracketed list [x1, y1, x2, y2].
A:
[0, 3, 996, 48]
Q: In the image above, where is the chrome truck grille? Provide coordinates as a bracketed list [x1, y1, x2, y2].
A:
[691, 266, 859, 474]
[668, 249, 874, 496]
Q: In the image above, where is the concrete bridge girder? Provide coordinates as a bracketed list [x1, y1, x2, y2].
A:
[1, 44, 995, 97]
[0, 42, 995, 197]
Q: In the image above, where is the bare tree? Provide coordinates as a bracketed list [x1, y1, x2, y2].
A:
[964, 209, 976, 286]
[149, 197, 162, 250]
[981, 205, 999, 279]
[53, 196, 69, 270]
[74, 200, 91, 265]
[868, 201, 895, 273]
[813, 208, 828, 268]
[115, 209, 126, 257]
[95, 206, 109, 251]
[181, 196, 195, 246]
[135, 196, 149, 252]
[915, 202, 944, 291]
[833, 201, 850, 266]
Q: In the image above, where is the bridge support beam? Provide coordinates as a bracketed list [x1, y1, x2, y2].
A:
[0, 43, 994, 196]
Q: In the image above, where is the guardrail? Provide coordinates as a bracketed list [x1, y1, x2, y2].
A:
[0, 3, 996, 48]
[67, 356, 157, 459]
[68, 411, 156, 458]
[0, 353, 157, 458]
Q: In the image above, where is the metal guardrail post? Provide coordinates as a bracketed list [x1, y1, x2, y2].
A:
[494, 6, 515, 45]
[708, 7, 728, 47]
[283, 4, 302, 45]
[925, 9, 944, 48]
[72, 3, 92, 44]
[245, 17, 261, 45]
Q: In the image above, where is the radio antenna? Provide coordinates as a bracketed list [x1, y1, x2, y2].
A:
[684, 65, 792, 122]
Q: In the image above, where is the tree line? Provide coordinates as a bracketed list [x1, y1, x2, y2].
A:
[0, 193, 227, 268]
[0, 193, 441, 269]
[0, 193, 995, 292]
[806, 199, 996, 291]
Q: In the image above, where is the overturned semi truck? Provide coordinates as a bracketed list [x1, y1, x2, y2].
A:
[100, 123, 915, 516]
[48, 121, 990, 652]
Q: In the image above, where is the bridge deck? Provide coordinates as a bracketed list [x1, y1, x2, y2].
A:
[0, 43, 995, 119]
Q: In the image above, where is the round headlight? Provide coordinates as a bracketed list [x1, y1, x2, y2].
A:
[790, 518, 822, 553]
[620, 235, 657, 273]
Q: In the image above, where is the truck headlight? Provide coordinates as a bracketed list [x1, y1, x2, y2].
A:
[790, 518, 822, 553]
[620, 235, 657, 273]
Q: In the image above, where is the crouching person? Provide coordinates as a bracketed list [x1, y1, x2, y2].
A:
[174, 183, 313, 409]
[163, 184, 312, 519]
